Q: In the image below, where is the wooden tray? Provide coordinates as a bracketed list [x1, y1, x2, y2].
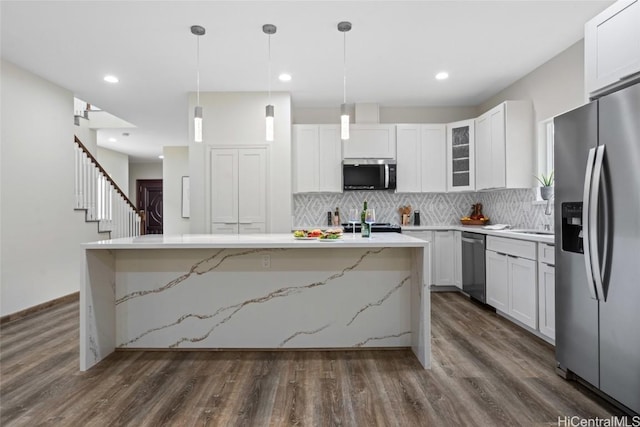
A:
[460, 219, 490, 225]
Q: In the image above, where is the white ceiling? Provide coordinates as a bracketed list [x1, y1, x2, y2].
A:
[1, 0, 612, 161]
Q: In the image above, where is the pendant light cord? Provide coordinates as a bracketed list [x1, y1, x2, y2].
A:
[343, 31, 347, 104]
[196, 34, 200, 106]
[268, 33, 272, 104]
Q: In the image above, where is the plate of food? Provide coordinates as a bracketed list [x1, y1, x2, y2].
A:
[293, 229, 323, 239]
[318, 228, 343, 240]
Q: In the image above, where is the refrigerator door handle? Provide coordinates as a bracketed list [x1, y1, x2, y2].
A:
[590, 145, 606, 301]
[582, 147, 598, 300]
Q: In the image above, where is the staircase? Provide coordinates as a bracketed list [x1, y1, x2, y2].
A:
[74, 136, 143, 238]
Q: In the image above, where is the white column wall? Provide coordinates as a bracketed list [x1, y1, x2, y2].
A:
[188, 91, 292, 234]
[162, 146, 190, 235]
[0, 60, 103, 316]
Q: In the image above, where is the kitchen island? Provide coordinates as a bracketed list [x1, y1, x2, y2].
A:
[81, 233, 431, 371]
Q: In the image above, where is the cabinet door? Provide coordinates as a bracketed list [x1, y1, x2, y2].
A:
[476, 105, 506, 190]
[486, 250, 508, 311]
[453, 231, 462, 289]
[344, 125, 396, 159]
[212, 223, 239, 234]
[396, 125, 422, 192]
[211, 149, 238, 224]
[446, 119, 475, 191]
[585, 0, 640, 95]
[434, 230, 454, 286]
[538, 262, 555, 341]
[508, 256, 537, 329]
[293, 125, 319, 193]
[238, 149, 267, 227]
[318, 125, 342, 192]
[475, 113, 492, 190]
[421, 124, 447, 192]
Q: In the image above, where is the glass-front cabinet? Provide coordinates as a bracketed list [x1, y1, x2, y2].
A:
[446, 119, 475, 192]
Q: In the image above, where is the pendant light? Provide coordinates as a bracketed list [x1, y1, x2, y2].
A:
[191, 25, 205, 143]
[263, 24, 276, 142]
[338, 21, 352, 140]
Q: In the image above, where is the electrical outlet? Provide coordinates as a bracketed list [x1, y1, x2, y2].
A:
[262, 255, 271, 268]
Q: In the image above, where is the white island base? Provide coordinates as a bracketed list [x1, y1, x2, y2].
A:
[81, 234, 431, 371]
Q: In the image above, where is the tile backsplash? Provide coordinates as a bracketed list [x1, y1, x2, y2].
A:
[293, 189, 554, 229]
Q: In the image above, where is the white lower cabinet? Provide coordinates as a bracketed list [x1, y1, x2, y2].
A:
[538, 243, 556, 342]
[402, 230, 434, 285]
[486, 249, 509, 311]
[211, 148, 267, 234]
[486, 236, 537, 329]
[453, 231, 462, 289]
[434, 230, 454, 286]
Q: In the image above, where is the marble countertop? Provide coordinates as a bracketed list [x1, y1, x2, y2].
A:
[401, 225, 555, 244]
[83, 233, 429, 249]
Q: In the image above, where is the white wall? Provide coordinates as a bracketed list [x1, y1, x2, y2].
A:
[188, 91, 292, 233]
[293, 106, 479, 124]
[479, 40, 586, 132]
[162, 146, 189, 235]
[1, 60, 103, 316]
[97, 147, 129, 197]
[128, 161, 162, 206]
[74, 119, 97, 155]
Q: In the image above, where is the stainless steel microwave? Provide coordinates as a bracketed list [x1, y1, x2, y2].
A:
[342, 159, 396, 191]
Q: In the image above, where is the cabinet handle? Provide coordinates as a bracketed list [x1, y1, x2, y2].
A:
[507, 254, 518, 259]
[496, 252, 508, 256]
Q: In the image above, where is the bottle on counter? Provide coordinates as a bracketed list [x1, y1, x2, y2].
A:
[360, 200, 370, 238]
[327, 211, 333, 227]
[333, 207, 341, 226]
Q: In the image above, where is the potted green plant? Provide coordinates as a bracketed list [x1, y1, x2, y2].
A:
[536, 171, 554, 200]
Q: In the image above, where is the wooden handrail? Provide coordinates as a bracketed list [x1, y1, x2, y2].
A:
[74, 136, 140, 215]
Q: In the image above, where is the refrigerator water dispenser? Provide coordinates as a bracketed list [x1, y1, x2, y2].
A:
[561, 202, 583, 253]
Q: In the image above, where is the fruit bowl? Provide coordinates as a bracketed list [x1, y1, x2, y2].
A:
[460, 218, 490, 225]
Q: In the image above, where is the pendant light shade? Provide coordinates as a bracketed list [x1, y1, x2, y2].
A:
[338, 21, 352, 140]
[194, 106, 203, 143]
[263, 24, 277, 142]
[340, 103, 349, 140]
[191, 25, 205, 143]
[265, 104, 275, 141]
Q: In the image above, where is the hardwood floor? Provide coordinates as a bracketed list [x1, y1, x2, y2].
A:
[1, 292, 622, 426]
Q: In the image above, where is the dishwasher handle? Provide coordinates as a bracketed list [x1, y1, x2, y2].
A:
[461, 237, 485, 245]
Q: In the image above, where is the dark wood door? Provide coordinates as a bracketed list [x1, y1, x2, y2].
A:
[137, 179, 163, 234]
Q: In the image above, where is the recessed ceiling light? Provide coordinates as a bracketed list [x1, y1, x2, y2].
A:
[278, 73, 292, 82]
[108, 137, 117, 142]
[104, 75, 119, 83]
[435, 71, 449, 80]
[158, 155, 164, 159]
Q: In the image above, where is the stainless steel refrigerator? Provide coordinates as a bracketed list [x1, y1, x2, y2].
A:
[554, 81, 640, 414]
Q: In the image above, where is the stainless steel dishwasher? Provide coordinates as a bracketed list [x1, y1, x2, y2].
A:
[461, 231, 486, 303]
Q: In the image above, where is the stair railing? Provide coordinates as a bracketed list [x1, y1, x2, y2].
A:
[74, 136, 144, 237]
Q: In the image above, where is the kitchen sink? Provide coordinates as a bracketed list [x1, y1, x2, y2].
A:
[508, 229, 554, 235]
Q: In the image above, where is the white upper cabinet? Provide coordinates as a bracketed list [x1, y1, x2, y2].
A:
[396, 124, 446, 193]
[475, 101, 533, 191]
[585, 0, 640, 97]
[446, 119, 475, 192]
[343, 124, 396, 159]
[293, 125, 342, 193]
